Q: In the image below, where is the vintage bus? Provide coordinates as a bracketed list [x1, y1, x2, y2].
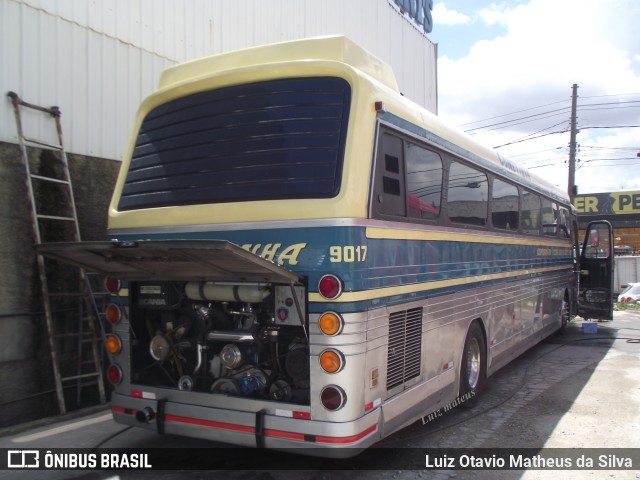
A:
[39, 35, 613, 455]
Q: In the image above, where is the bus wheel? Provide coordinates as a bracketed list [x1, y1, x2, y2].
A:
[459, 321, 485, 407]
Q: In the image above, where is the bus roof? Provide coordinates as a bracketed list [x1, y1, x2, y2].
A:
[158, 35, 400, 93]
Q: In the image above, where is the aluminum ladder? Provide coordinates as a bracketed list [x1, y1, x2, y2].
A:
[7, 91, 106, 414]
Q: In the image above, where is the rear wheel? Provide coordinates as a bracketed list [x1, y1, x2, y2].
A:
[459, 321, 486, 407]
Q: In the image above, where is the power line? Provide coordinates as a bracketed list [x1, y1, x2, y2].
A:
[455, 98, 570, 127]
[493, 129, 568, 149]
[579, 100, 640, 108]
[463, 107, 570, 133]
[581, 92, 640, 99]
[509, 147, 565, 158]
[457, 96, 640, 133]
[580, 145, 640, 150]
[580, 125, 640, 130]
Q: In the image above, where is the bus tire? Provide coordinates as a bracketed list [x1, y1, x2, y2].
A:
[557, 292, 570, 335]
[459, 321, 485, 408]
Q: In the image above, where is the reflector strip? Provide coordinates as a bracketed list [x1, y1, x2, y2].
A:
[264, 429, 306, 441]
[112, 406, 138, 416]
[443, 361, 454, 371]
[315, 424, 377, 444]
[130, 390, 156, 399]
[275, 409, 311, 420]
[113, 408, 374, 445]
[365, 398, 382, 412]
[166, 415, 255, 434]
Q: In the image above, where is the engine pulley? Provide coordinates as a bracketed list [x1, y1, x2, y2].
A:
[211, 378, 241, 396]
[220, 344, 244, 369]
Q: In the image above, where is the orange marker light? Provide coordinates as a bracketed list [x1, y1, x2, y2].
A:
[106, 334, 122, 355]
[105, 304, 121, 325]
[318, 312, 344, 336]
[320, 349, 344, 374]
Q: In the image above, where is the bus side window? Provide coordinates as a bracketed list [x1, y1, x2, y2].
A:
[375, 133, 406, 217]
[491, 179, 519, 230]
[406, 142, 442, 220]
[558, 207, 571, 238]
[447, 162, 488, 226]
[521, 189, 541, 235]
[541, 198, 558, 236]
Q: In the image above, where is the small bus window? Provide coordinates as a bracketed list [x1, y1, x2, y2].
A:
[491, 179, 519, 230]
[521, 190, 541, 235]
[558, 207, 571, 238]
[541, 198, 558, 236]
[448, 162, 488, 226]
[406, 143, 442, 220]
[375, 132, 406, 217]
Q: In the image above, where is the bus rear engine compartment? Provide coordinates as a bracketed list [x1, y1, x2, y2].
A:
[129, 281, 310, 405]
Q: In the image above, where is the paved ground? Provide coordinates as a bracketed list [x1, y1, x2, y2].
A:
[1, 310, 639, 479]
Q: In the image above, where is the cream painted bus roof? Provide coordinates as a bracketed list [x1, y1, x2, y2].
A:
[157, 35, 399, 93]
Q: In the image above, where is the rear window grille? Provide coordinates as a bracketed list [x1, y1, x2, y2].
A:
[386, 307, 423, 391]
[118, 77, 351, 211]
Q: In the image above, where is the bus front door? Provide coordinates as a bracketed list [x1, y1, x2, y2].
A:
[578, 220, 614, 321]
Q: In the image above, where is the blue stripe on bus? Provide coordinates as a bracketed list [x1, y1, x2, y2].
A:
[112, 225, 573, 312]
[309, 267, 571, 313]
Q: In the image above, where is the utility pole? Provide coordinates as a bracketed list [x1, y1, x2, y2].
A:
[568, 83, 579, 203]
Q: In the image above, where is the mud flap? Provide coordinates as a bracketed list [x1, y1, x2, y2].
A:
[157, 398, 167, 435]
[255, 409, 267, 448]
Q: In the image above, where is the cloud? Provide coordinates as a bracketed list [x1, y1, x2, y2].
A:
[433, 3, 471, 26]
[437, 0, 640, 194]
[477, 2, 513, 26]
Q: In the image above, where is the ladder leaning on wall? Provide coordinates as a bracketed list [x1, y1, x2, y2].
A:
[7, 91, 106, 415]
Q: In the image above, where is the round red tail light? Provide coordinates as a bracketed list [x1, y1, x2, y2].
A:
[318, 274, 343, 299]
[320, 385, 347, 411]
[106, 364, 123, 385]
[104, 277, 121, 294]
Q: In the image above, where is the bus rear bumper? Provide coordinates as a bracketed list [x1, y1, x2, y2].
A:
[110, 392, 381, 457]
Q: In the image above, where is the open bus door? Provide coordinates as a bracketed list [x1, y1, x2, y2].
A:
[578, 220, 614, 321]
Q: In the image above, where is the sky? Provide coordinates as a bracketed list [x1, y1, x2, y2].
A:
[427, 0, 640, 196]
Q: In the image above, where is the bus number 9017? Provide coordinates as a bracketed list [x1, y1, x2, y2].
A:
[329, 245, 368, 263]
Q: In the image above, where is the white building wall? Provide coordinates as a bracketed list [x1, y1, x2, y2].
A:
[1, 0, 437, 161]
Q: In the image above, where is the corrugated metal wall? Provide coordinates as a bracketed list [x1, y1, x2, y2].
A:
[1, 0, 437, 161]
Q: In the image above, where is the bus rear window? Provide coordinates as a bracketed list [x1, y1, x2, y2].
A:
[118, 77, 351, 211]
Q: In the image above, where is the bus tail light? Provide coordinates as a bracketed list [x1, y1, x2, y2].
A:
[318, 312, 344, 336]
[105, 304, 122, 325]
[320, 385, 347, 411]
[107, 364, 123, 385]
[106, 334, 122, 355]
[319, 349, 345, 374]
[318, 274, 343, 299]
[104, 277, 121, 293]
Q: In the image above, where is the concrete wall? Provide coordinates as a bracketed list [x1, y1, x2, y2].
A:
[0, 141, 120, 426]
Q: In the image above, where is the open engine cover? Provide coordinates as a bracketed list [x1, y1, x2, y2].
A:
[35, 240, 303, 284]
[37, 240, 310, 405]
